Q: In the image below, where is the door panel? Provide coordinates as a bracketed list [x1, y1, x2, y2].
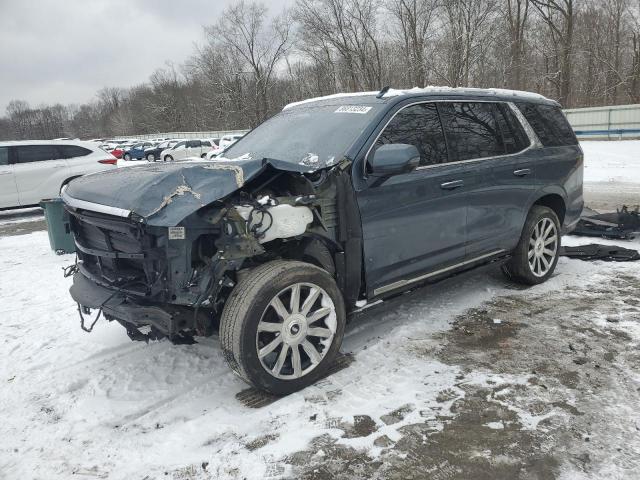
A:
[465, 153, 538, 256]
[0, 165, 19, 208]
[358, 163, 469, 295]
[438, 102, 537, 257]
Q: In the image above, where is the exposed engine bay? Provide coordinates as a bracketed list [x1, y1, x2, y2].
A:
[63, 158, 363, 343]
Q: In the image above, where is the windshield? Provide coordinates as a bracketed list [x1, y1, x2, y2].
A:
[222, 103, 381, 167]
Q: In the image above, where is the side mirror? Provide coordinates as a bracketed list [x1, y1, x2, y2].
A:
[370, 143, 420, 176]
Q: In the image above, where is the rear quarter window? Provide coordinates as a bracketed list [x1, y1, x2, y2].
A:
[515, 103, 578, 146]
[59, 145, 92, 159]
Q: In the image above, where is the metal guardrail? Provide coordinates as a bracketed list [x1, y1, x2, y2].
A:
[132, 129, 249, 140]
[564, 104, 640, 140]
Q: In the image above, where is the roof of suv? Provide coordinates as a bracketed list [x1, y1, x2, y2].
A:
[283, 86, 557, 111]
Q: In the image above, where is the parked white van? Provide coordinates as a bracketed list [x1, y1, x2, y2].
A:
[0, 140, 116, 209]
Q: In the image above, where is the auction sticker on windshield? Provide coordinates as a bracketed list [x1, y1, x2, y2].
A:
[335, 105, 372, 114]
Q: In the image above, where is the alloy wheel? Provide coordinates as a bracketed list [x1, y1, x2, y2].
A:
[528, 217, 558, 277]
[256, 282, 337, 380]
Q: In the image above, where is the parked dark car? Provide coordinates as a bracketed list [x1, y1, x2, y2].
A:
[61, 87, 583, 394]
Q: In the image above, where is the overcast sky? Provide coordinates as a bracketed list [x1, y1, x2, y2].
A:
[0, 0, 292, 113]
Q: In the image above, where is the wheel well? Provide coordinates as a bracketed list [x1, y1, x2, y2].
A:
[280, 238, 336, 276]
[533, 194, 566, 224]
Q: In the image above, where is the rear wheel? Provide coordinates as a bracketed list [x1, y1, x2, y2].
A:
[146, 153, 155, 161]
[220, 260, 346, 395]
[502, 206, 560, 285]
[164, 155, 173, 162]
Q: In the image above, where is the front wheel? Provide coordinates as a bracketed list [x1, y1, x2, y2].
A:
[146, 153, 155, 161]
[502, 205, 560, 285]
[123, 153, 131, 161]
[164, 155, 173, 162]
[220, 260, 346, 395]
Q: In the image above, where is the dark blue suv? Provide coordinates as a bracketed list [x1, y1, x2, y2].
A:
[63, 87, 582, 394]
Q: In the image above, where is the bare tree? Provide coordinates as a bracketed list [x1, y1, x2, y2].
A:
[387, 0, 439, 87]
[505, 0, 529, 90]
[209, 0, 292, 126]
[295, 0, 384, 91]
[435, 0, 498, 87]
[530, 0, 576, 106]
[3, 0, 640, 141]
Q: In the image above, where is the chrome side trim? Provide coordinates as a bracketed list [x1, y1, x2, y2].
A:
[62, 190, 131, 218]
[373, 249, 507, 296]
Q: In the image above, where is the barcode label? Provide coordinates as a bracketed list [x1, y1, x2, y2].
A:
[168, 226, 186, 240]
[335, 105, 372, 114]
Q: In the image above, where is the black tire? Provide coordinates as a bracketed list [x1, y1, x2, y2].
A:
[220, 260, 346, 395]
[164, 155, 173, 162]
[502, 205, 561, 285]
[146, 153, 155, 161]
[201, 153, 207, 158]
[123, 153, 131, 161]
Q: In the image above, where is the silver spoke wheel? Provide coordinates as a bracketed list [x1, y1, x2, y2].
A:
[528, 217, 558, 277]
[256, 282, 337, 380]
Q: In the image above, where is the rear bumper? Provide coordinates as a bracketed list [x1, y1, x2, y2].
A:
[70, 272, 177, 336]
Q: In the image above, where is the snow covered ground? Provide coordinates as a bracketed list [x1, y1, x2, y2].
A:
[0, 141, 639, 479]
[581, 140, 640, 210]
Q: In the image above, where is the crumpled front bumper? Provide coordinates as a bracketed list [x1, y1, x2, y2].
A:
[70, 272, 176, 336]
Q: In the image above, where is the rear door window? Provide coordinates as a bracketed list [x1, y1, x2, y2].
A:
[59, 145, 92, 159]
[373, 103, 448, 166]
[515, 103, 578, 146]
[14, 145, 60, 163]
[440, 103, 505, 161]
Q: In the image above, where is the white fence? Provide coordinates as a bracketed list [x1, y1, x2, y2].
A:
[132, 129, 249, 141]
[564, 104, 640, 140]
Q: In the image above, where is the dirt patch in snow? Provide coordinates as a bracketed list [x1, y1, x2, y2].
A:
[285, 272, 640, 479]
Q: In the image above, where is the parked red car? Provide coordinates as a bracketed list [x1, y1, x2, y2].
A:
[110, 145, 126, 159]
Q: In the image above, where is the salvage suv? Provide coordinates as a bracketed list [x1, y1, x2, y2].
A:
[62, 87, 583, 394]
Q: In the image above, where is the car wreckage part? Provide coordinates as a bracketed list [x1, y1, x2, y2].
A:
[560, 244, 640, 262]
[502, 206, 560, 284]
[570, 206, 640, 240]
[234, 203, 313, 244]
[220, 260, 346, 395]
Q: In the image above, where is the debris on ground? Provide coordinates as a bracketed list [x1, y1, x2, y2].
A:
[560, 244, 640, 261]
[571, 205, 640, 239]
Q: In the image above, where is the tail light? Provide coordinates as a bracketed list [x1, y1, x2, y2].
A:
[98, 159, 117, 165]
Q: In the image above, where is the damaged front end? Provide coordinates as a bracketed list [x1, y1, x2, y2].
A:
[63, 157, 359, 343]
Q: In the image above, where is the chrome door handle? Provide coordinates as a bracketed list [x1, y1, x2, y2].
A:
[513, 168, 531, 177]
[440, 180, 464, 190]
